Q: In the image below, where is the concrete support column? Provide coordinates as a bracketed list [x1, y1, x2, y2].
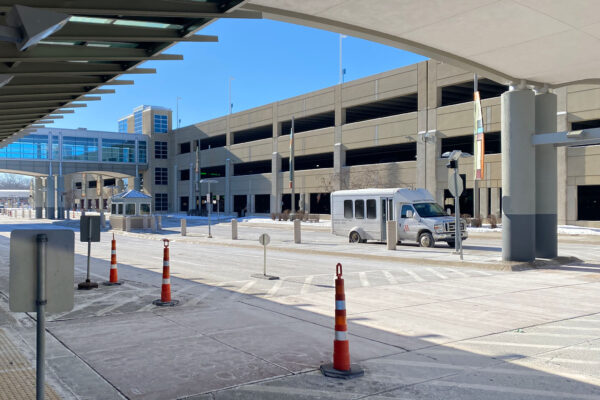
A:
[535, 92, 558, 259]
[246, 194, 252, 215]
[46, 175, 55, 220]
[225, 158, 232, 214]
[56, 175, 64, 219]
[479, 187, 489, 218]
[117, 178, 124, 192]
[501, 89, 536, 262]
[333, 143, 346, 190]
[491, 188, 501, 217]
[98, 176, 104, 211]
[173, 164, 178, 213]
[556, 87, 568, 225]
[271, 152, 281, 213]
[34, 177, 43, 219]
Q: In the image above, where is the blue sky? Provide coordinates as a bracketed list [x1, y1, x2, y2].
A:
[58, 18, 426, 131]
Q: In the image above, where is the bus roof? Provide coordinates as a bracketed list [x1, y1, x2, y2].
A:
[332, 188, 434, 202]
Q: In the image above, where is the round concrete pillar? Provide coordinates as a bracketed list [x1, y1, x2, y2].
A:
[501, 89, 536, 262]
[535, 92, 558, 259]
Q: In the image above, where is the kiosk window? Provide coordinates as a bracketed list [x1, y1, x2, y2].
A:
[401, 205, 415, 218]
[344, 200, 353, 219]
[366, 199, 377, 219]
[355, 200, 365, 219]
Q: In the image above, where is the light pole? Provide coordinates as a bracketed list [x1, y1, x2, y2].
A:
[339, 34, 347, 84]
[200, 179, 218, 238]
[228, 77, 234, 114]
[176, 96, 182, 129]
[442, 150, 472, 260]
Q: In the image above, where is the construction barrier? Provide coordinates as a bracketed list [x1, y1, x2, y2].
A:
[320, 263, 364, 379]
[103, 234, 122, 286]
[153, 239, 179, 306]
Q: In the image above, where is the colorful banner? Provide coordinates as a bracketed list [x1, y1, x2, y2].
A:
[474, 91, 485, 180]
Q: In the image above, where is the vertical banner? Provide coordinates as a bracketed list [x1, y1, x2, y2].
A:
[474, 91, 485, 180]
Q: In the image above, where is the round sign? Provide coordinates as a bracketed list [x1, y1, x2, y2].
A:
[258, 233, 270, 246]
[448, 171, 464, 197]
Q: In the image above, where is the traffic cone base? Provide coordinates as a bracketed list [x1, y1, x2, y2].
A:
[152, 299, 180, 307]
[102, 281, 122, 286]
[320, 363, 364, 379]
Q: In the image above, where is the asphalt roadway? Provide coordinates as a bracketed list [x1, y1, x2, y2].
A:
[0, 216, 599, 399]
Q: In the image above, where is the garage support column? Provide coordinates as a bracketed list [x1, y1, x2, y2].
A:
[501, 88, 536, 262]
[46, 175, 55, 220]
[535, 91, 558, 258]
[34, 177, 43, 219]
[225, 158, 231, 215]
[56, 175, 64, 219]
[333, 143, 345, 190]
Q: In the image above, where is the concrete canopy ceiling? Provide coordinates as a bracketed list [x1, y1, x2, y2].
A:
[0, 0, 256, 143]
[243, 0, 600, 88]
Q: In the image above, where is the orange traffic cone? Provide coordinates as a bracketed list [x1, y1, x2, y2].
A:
[153, 239, 179, 306]
[103, 234, 122, 286]
[320, 263, 364, 379]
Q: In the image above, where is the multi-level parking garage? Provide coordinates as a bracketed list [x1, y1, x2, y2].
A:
[164, 60, 600, 234]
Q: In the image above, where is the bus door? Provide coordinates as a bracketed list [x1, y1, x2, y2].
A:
[381, 197, 394, 241]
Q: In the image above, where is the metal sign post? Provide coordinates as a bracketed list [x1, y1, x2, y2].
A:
[252, 233, 279, 280]
[78, 215, 100, 289]
[36, 234, 47, 400]
[9, 229, 74, 400]
[452, 168, 463, 260]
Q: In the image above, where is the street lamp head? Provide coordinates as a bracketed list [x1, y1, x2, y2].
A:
[441, 150, 473, 160]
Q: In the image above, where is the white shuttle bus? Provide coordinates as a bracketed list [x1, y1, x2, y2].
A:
[331, 188, 467, 247]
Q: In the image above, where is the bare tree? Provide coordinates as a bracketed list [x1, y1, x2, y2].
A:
[0, 173, 31, 189]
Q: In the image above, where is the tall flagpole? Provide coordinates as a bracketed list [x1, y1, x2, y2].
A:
[290, 116, 295, 215]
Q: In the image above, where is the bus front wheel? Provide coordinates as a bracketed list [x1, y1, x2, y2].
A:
[349, 231, 361, 243]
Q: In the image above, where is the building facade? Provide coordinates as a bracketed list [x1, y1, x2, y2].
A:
[132, 60, 599, 227]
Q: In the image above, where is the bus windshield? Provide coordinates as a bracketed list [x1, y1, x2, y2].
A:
[413, 202, 446, 218]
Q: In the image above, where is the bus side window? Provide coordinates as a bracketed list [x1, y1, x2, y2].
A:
[401, 204, 414, 218]
[344, 200, 353, 219]
[366, 199, 377, 219]
[355, 199, 365, 219]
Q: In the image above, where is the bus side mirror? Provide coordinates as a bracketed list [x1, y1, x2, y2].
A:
[406, 210, 413, 219]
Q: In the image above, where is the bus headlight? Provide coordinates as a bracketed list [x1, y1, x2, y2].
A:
[434, 224, 443, 233]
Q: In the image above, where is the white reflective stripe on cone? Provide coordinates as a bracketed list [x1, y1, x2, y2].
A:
[162, 279, 170, 284]
[335, 300, 345, 310]
[111, 265, 117, 269]
[163, 261, 170, 266]
[111, 250, 116, 255]
[335, 331, 347, 341]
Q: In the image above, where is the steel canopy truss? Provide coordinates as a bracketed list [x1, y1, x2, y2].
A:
[0, 0, 253, 142]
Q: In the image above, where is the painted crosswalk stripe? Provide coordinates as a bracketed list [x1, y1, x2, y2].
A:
[403, 268, 425, 282]
[301, 275, 314, 295]
[382, 271, 398, 285]
[266, 279, 284, 297]
[358, 272, 370, 287]
[427, 380, 600, 399]
[426, 267, 447, 280]
[445, 268, 469, 277]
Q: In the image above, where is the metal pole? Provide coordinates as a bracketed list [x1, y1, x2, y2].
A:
[86, 222, 92, 281]
[453, 165, 463, 260]
[263, 244, 267, 276]
[36, 233, 48, 400]
[290, 117, 295, 216]
[207, 182, 212, 238]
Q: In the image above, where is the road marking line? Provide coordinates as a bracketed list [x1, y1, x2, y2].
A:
[382, 271, 398, 285]
[301, 275, 314, 295]
[358, 272, 370, 287]
[266, 279, 284, 297]
[403, 268, 425, 282]
[188, 286, 219, 306]
[238, 280, 256, 294]
[445, 268, 469, 277]
[426, 267, 447, 280]
[544, 358, 600, 365]
[461, 340, 556, 349]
